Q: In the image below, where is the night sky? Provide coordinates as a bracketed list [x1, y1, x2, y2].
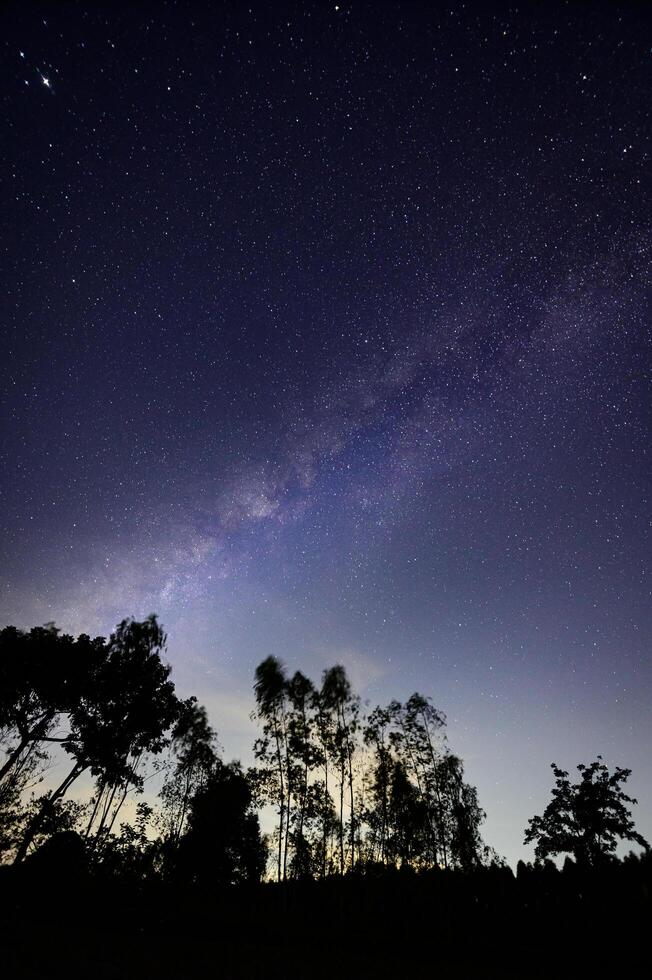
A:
[1, 1, 650, 865]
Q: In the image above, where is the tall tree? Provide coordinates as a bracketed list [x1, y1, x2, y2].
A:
[388, 694, 447, 866]
[286, 670, 316, 874]
[321, 666, 359, 872]
[363, 705, 394, 865]
[436, 753, 485, 870]
[313, 681, 336, 877]
[253, 656, 289, 881]
[364, 694, 487, 871]
[159, 698, 219, 849]
[14, 616, 179, 863]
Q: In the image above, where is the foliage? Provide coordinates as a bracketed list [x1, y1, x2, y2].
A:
[524, 758, 649, 865]
[1, 616, 181, 863]
[174, 762, 266, 885]
[2, 613, 648, 894]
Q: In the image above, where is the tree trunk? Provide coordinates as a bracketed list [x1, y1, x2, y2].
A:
[345, 711, 355, 871]
[0, 737, 30, 784]
[14, 761, 84, 863]
[85, 779, 107, 838]
[338, 704, 345, 875]
[420, 709, 449, 868]
[283, 719, 291, 882]
[0, 712, 55, 784]
[273, 715, 285, 883]
[322, 758, 329, 878]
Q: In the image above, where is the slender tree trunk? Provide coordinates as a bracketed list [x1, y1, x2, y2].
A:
[298, 701, 309, 848]
[338, 705, 345, 875]
[95, 780, 120, 840]
[105, 782, 130, 837]
[85, 779, 107, 838]
[174, 768, 193, 845]
[347, 740, 355, 870]
[380, 748, 388, 864]
[0, 712, 55, 784]
[0, 737, 30, 784]
[420, 710, 449, 868]
[282, 709, 291, 882]
[106, 752, 142, 838]
[339, 763, 344, 873]
[14, 761, 84, 863]
[273, 715, 285, 883]
[322, 757, 329, 878]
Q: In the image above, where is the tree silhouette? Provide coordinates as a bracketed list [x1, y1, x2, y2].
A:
[174, 761, 266, 886]
[0, 626, 106, 824]
[253, 655, 289, 881]
[159, 697, 219, 850]
[321, 665, 359, 873]
[362, 705, 394, 864]
[286, 670, 316, 874]
[14, 615, 179, 862]
[525, 758, 649, 865]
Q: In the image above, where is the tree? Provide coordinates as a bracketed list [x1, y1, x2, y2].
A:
[174, 762, 266, 886]
[524, 758, 649, 866]
[436, 753, 485, 870]
[0, 624, 107, 862]
[14, 615, 180, 863]
[363, 706, 394, 865]
[389, 694, 448, 867]
[253, 656, 289, 881]
[0, 625, 105, 793]
[321, 665, 359, 873]
[159, 698, 219, 849]
[286, 670, 316, 874]
[362, 694, 487, 871]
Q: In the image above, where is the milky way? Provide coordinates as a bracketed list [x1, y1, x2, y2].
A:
[1, 2, 650, 864]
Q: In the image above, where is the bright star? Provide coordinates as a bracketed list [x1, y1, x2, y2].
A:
[41, 74, 51, 88]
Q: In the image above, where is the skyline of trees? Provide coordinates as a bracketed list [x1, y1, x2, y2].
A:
[0, 616, 648, 881]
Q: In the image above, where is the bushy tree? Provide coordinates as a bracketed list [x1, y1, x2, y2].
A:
[174, 762, 266, 886]
[525, 758, 649, 866]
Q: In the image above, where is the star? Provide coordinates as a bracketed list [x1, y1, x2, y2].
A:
[40, 74, 51, 88]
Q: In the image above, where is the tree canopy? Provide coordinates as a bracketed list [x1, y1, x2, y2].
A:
[1, 616, 648, 889]
[524, 758, 649, 866]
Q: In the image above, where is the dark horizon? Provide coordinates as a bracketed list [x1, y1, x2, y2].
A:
[1, 0, 650, 870]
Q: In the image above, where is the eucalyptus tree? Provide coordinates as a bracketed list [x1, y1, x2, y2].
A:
[435, 753, 485, 869]
[363, 705, 394, 864]
[386, 758, 429, 868]
[159, 698, 219, 849]
[313, 681, 336, 877]
[363, 693, 487, 870]
[253, 656, 289, 881]
[286, 670, 316, 872]
[321, 665, 359, 872]
[387, 694, 448, 866]
[14, 615, 180, 863]
[81, 616, 180, 846]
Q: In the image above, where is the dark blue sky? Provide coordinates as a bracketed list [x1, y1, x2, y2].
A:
[1, 1, 650, 864]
